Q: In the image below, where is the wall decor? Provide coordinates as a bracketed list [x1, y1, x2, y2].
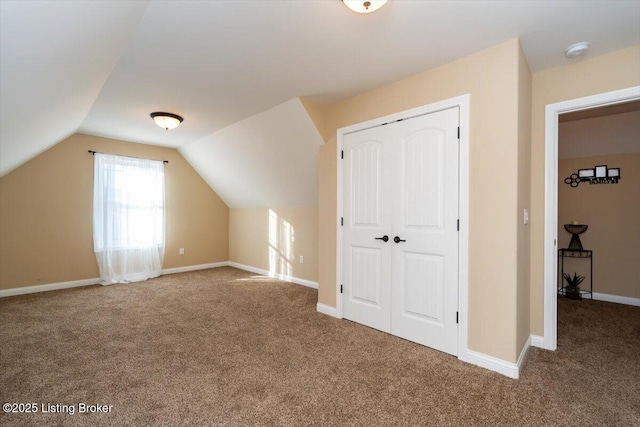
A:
[564, 223, 588, 250]
[564, 164, 621, 187]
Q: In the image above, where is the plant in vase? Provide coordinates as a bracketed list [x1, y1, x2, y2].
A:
[562, 272, 585, 300]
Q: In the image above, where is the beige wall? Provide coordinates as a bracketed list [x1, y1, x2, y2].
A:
[0, 133, 229, 289]
[559, 111, 640, 159]
[300, 98, 332, 143]
[558, 153, 640, 298]
[318, 38, 529, 363]
[229, 207, 318, 283]
[516, 44, 533, 356]
[530, 45, 640, 335]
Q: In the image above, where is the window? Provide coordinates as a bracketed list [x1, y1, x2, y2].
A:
[93, 153, 165, 284]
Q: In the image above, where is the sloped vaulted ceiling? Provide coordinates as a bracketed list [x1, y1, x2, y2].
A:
[1, 0, 639, 208]
[0, 0, 149, 175]
[180, 98, 323, 208]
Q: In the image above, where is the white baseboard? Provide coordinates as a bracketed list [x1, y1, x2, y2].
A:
[0, 277, 101, 298]
[161, 261, 229, 275]
[0, 262, 231, 298]
[516, 335, 532, 374]
[316, 303, 338, 318]
[592, 292, 640, 307]
[228, 262, 318, 289]
[530, 334, 544, 348]
[228, 262, 270, 277]
[461, 349, 521, 379]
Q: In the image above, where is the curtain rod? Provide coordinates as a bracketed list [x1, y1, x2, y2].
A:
[88, 150, 169, 164]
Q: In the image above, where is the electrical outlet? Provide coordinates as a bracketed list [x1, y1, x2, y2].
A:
[524, 209, 529, 225]
[179, 248, 185, 255]
[299, 255, 304, 264]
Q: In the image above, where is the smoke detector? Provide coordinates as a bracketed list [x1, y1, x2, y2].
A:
[565, 42, 590, 59]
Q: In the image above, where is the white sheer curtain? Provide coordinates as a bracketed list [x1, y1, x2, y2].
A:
[93, 153, 165, 284]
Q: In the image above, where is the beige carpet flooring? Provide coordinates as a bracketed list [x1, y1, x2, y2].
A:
[1, 266, 638, 426]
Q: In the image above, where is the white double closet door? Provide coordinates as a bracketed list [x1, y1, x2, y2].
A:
[342, 107, 459, 356]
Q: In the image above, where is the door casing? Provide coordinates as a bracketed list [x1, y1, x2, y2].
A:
[542, 86, 640, 351]
[336, 94, 470, 360]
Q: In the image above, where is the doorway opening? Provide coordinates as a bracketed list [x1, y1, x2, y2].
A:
[543, 86, 640, 351]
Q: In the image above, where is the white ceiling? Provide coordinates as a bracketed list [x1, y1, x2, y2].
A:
[1, 0, 639, 206]
[0, 0, 149, 176]
[181, 98, 323, 208]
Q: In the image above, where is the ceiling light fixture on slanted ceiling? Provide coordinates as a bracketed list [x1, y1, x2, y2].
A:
[342, 0, 387, 14]
[150, 112, 183, 130]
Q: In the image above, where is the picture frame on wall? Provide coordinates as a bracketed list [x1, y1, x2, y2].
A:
[578, 168, 595, 179]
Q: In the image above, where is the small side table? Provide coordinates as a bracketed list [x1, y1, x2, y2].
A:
[558, 249, 593, 300]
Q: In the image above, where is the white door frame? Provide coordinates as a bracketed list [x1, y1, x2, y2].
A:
[542, 85, 640, 351]
[336, 94, 470, 358]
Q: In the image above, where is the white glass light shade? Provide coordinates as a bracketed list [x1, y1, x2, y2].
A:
[150, 112, 183, 130]
[342, 0, 387, 14]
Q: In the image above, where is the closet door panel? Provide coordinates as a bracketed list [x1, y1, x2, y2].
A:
[342, 126, 393, 333]
[390, 107, 460, 356]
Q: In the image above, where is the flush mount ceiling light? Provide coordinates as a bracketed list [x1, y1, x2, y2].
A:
[342, 0, 387, 14]
[150, 112, 183, 130]
[565, 42, 590, 59]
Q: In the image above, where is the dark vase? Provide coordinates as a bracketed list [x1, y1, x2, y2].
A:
[566, 286, 581, 300]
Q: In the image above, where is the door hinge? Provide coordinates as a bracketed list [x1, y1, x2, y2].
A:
[340, 284, 343, 294]
[457, 219, 460, 231]
[554, 239, 557, 246]
[341, 150, 344, 159]
[456, 311, 459, 324]
[457, 127, 460, 139]
[341, 217, 344, 226]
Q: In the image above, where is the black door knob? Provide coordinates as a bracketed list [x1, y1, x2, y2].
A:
[375, 235, 389, 242]
[393, 236, 406, 243]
